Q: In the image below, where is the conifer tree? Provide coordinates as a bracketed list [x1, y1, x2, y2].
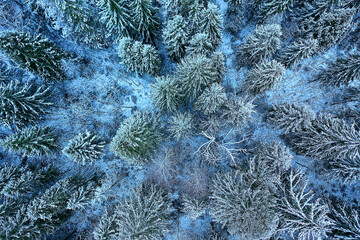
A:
[316, 53, 360, 87]
[110, 111, 163, 165]
[195, 83, 227, 115]
[276, 169, 333, 240]
[96, 0, 135, 41]
[245, 60, 285, 94]
[163, 15, 188, 61]
[212, 51, 227, 82]
[281, 38, 319, 67]
[240, 24, 282, 64]
[267, 103, 316, 134]
[259, 0, 295, 21]
[141, 44, 161, 76]
[177, 54, 215, 99]
[223, 95, 256, 129]
[210, 170, 278, 239]
[0, 81, 52, 129]
[129, 0, 160, 42]
[93, 184, 171, 240]
[150, 75, 183, 112]
[188, 1, 206, 34]
[325, 158, 360, 184]
[63, 130, 106, 165]
[168, 112, 194, 140]
[186, 33, 214, 56]
[0, 32, 67, 80]
[201, 3, 223, 49]
[1, 126, 57, 157]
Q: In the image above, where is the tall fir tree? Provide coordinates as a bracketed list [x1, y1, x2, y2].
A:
[0, 81, 52, 129]
[163, 15, 189, 61]
[0, 32, 67, 81]
[1, 126, 57, 157]
[201, 3, 223, 49]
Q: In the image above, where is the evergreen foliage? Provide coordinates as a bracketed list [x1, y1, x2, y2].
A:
[292, 114, 360, 160]
[195, 83, 227, 115]
[223, 95, 256, 129]
[316, 53, 360, 87]
[118, 37, 161, 75]
[210, 170, 277, 239]
[63, 130, 106, 165]
[110, 111, 163, 165]
[182, 195, 207, 220]
[168, 112, 194, 140]
[129, 0, 160, 42]
[325, 158, 360, 184]
[245, 60, 285, 94]
[188, 1, 206, 34]
[212, 51, 227, 82]
[177, 54, 215, 99]
[0, 81, 52, 129]
[94, 184, 171, 240]
[96, 0, 135, 41]
[163, 15, 188, 61]
[259, 0, 295, 21]
[201, 3, 223, 49]
[267, 103, 316, 134]
[281, 38, 319, 67]
[299, 7, 356, 49]
[0, 170, 95, 240]
[1, 126, 57, 157]
[0, 32, 67, 80]
[240, 24, 282, 64]
[276, 169, 333, 240]
[150, 75, 183, 112]
[186, 33, 214, 56]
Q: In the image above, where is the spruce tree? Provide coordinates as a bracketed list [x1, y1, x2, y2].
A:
[63, 130, 106, 165]
[129, 0, 160, 42]
[276, 169, 333, 240]
[0, 81, 52, 129]
[201, 3, 223, 49]
[222, 95, 256, 129]
[281, 38, 319, 67]
[240, 24, 282, 64]
[0, 32, 67, 81]
[194, 83, 227, 115]
[316, 53, 360, 87]
[186, 33, 214, 56]
[150, 75, 183, 112]
[96, 0, 135, 41]
[163, 15, 188, 61]
[177, 54, 216, 99]
[168, 112, 194, 140]
[188, 1, 206, 34]
[141, 44, 161, 76]
[110, 111, 163, 165]
[245, 60, 286, 94]
[259, 0, 295, 21]
[212, 51, 227, 82]
[1, 126, 57, 157]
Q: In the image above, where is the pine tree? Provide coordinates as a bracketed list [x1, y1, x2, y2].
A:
[168, 112, 194, 140]
[276, 169, 333, 240]
[201, 3, 223, 49]
[129, 0, 160, 42]
[281, 38, 319, 67]
[210, 170, 278, 239]
[94, 184, 171, 240]
[299, 7, 356, 49]
[292, 114, 360, 160]
[118, 37, 161, 75]
[63, 130, 106, 165]
[110, 111, 163, 165]
[150, 75, 183, 112]
[195, 83, 227, 115]
[186, 33, 214, 56]
[212, 51, 227, 82]
[177, 54, 215, 99]
[259, 0, 295, 21]
[222, 95, 256, 129]
[240, 24, 282, 64]
[163, 15, 188, 61]
[244, 60, 285, 94]
[96, 0, 135, 41]
[0, 32, 67, 81]
[267, 102, 316, 134]
[1, 126, 57, 157]
[316, 53, 360, 87]
[0, 81, 52, 129]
